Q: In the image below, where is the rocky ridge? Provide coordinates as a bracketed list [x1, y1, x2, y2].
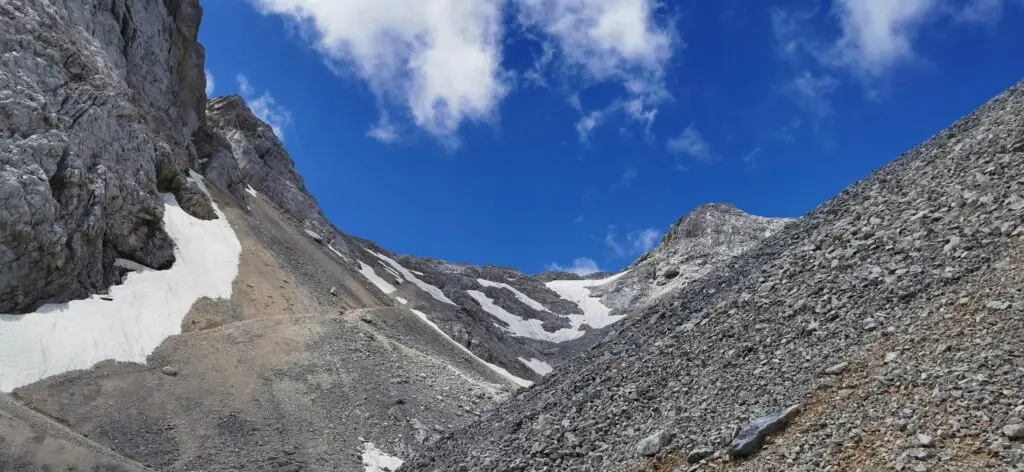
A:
[402, 80, 1024, 471]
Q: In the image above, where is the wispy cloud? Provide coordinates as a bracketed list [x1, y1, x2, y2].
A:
[627, 228, 661, 253]
[366, 114, 400, 144]
[666, 124, 711, 160]
[545, 257, 601, 276]
[237, 74, 293, 141]
[612, 167, 638, 190]
[205, 69, 216, 97]
[786, 71, 839, 118]
[955, 0, 1004, 26]
[604, 225, 662, 257]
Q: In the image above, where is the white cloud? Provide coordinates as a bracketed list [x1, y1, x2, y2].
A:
[627, 228, 661, 253]
[205, 69, 216, 96]
[545, 257, 601, 276]
[519, 0, 675, 141]
[830, 0, 938, 77]
[237, 74, 293, 141]
[666, 124, 711, 159]
[250, 0, 509, 141]
[613, 167, 638, 190]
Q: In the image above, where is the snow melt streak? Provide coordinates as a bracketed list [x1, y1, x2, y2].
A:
[369, 250, 456, 306]
[411, 309, 532, 387]
[0, 193, 241, 392]
[356, 260, 397, 294]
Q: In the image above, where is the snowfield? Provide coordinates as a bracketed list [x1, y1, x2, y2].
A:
[411, 309, 533, 387]
[0, 188, 241, 392]
[545, 271, 629, 330]
[356, 260, 397, 295]
[467, 290, 585, 342]
[466, 271, 630, 344]
[361, 442, 403, 472]
[369, 250, 456, 306]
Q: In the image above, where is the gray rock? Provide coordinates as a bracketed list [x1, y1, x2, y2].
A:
[161, 366, 178, 377]
[686, 447, 714, 463]
[635, 430, 672, 457]
[0, 0, 208, 313]
[1003, 423, 1024, 440]
[727, 405, 801, 457]
[916, 433, 934, 447]
[823, 361, 849, 375]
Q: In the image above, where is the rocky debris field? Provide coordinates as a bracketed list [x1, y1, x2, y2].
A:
[401, 80, 1024, 471]
[12, 309, 516, 471]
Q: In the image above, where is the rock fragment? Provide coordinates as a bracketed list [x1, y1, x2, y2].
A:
[727, 405, 801, 457]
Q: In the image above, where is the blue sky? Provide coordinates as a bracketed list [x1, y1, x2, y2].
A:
[200, 0, 1024, 275]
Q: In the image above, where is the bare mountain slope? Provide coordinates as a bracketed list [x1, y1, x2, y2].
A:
[403, 80, 1024, 471]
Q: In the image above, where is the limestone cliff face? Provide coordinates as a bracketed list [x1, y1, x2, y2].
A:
[0, 0, 213, 312]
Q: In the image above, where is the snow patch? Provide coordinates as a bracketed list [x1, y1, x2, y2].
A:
[328, 245, 344, 259]
[356, 261, 397, 295]
[304, 229, 323, 242]
[467, 290, 584, 343]
[113, 258, 152, 273]
[0, 192, 241, 392]
[361, 443, 403, 472]
[518, 357, 553, 376]
[411, 309, 532, 387]
[395, 297, 408, 305]
[244, 185, 258, 197]
[545, 271, 629, 331]
[477, 279, 550, 312]
[383, 266, 404, 282]
[368, 250, 456, 306]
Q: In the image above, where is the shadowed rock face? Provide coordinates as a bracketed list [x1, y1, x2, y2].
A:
[0, 0, 210, 313]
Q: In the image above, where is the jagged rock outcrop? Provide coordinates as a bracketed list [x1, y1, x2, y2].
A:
[402, 80, 1024, 471]
[597, 203, 790, 312]
[205, 95, 345, 248]
[0, 0, 213, 313]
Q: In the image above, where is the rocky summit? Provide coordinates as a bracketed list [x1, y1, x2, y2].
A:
[1, 1, 1023, 472]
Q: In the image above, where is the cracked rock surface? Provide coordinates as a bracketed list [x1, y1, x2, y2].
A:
[0, 0, 210, 313]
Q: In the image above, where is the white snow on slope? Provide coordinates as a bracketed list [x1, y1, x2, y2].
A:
[383, 266, 404, 282]
[411, 309, 533, 387]
[466, 290, 584, 343]
[477, 279, 550, 312]
[244, 185, 258, 197]
[395, 297, 408, 305]
[328, 245, 344, 259]
[356, 260, 397, 295]
[518, 357, 553, 376]
[361, 442, 403, 472]
[545, 271, 629, 331]
[369, 250, 456, 306]
[0, 192, 241, 392]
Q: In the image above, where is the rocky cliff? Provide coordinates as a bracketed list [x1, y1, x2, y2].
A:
[0, 0, 216, 313]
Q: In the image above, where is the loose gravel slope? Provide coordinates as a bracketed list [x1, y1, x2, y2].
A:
[403, 80, 1024, 472]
